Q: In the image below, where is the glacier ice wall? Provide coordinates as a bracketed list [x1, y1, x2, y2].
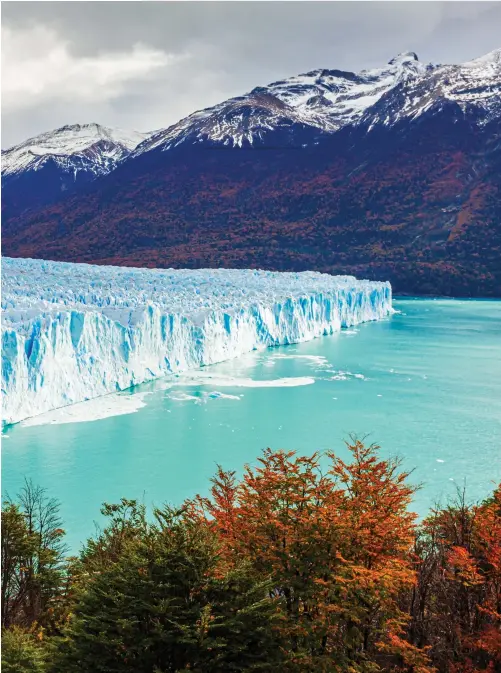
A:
[2, 258, 393, 424]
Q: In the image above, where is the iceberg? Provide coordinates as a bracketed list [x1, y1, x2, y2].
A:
[1, 257, 393, 425]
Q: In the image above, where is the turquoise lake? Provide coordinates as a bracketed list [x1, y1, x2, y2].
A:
[2, 299, 501, 552]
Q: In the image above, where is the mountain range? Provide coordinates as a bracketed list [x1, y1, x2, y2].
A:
[2, 49, 501, 296]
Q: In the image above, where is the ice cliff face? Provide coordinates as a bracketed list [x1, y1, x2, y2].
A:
[1, 258, 392, 425]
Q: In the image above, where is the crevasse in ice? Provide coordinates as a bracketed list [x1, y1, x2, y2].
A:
[1, 258, 393, 425]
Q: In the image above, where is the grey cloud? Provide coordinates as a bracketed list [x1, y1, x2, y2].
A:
[2, 2, 500, 147]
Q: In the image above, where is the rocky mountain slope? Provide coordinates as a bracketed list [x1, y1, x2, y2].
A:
[133, 49, 500, 152]
[1, 123, 148, 218]
[3, 50, 501, 296]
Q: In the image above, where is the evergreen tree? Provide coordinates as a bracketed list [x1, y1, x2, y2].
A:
[4, 448, 500, 673]
[55, 503, 285, 672]
[1, 627, 49, 673]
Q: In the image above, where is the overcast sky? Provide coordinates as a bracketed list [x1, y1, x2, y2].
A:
[2, 1, 500, 147]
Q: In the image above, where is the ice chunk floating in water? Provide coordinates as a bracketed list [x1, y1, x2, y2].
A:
[1, 257, 393, 424]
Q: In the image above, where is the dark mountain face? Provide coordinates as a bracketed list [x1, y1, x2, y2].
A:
[1, 124, 147, 219]
[2, 51, 501, 296]
[2, 148, 110, 221]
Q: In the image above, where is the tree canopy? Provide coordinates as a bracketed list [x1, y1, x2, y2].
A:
[2, 441, 500, 673]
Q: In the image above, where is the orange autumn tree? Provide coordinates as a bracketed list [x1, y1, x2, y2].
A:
[191, 438, 432, 672]
[473, 484, 501, 669]
[410, 484, 501, 673]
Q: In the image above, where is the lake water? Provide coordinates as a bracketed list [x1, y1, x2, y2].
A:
[2, 299, 500, 552]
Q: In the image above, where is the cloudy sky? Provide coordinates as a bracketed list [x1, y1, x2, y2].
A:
[2, 1, 500, 147]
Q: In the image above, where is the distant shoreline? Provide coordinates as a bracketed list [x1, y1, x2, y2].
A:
[393, 294, 501, 301]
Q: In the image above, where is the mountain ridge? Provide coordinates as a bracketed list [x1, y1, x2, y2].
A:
[1, 123, 148, 219]
[130, 48, 500, 154]
[2, 49, 501, 297]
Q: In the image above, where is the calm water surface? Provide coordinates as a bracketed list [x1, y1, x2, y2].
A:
[3, 299, 501, 551]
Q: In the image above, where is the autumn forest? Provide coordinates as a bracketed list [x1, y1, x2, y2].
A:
[1, 439, 500, 673]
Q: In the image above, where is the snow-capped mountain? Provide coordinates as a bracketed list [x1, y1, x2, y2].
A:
[1, 123, 148, 219]
[3, 49, 501, 297]
[360, 49, 501, 129]
[133, 49, 501, 154]
[2, 123, 147, 178]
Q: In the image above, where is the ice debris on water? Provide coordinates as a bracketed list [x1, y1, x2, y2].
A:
[1, 257, 392, 424]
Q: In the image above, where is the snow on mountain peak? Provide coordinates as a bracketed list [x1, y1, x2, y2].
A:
[2, 123, 149, 178]
[4, 48, 500, 177]
[135, 52, 430, 153]
[388, 51, 419, 66]
[50, 123, 147, 150]
[464, 47, 501, 67]
[134, 48, 500, 155]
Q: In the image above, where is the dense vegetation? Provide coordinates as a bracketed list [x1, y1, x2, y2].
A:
[2, 439, 500, 672]
[4, 116, 501, 297]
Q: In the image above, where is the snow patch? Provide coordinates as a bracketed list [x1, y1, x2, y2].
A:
[2, 123, 148, 178]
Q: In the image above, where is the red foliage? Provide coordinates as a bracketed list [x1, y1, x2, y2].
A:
[188, 440, 432, 671]
[3, 119, 500, 296]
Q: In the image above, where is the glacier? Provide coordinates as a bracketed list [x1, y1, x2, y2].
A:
[1, 257, 392, 425]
